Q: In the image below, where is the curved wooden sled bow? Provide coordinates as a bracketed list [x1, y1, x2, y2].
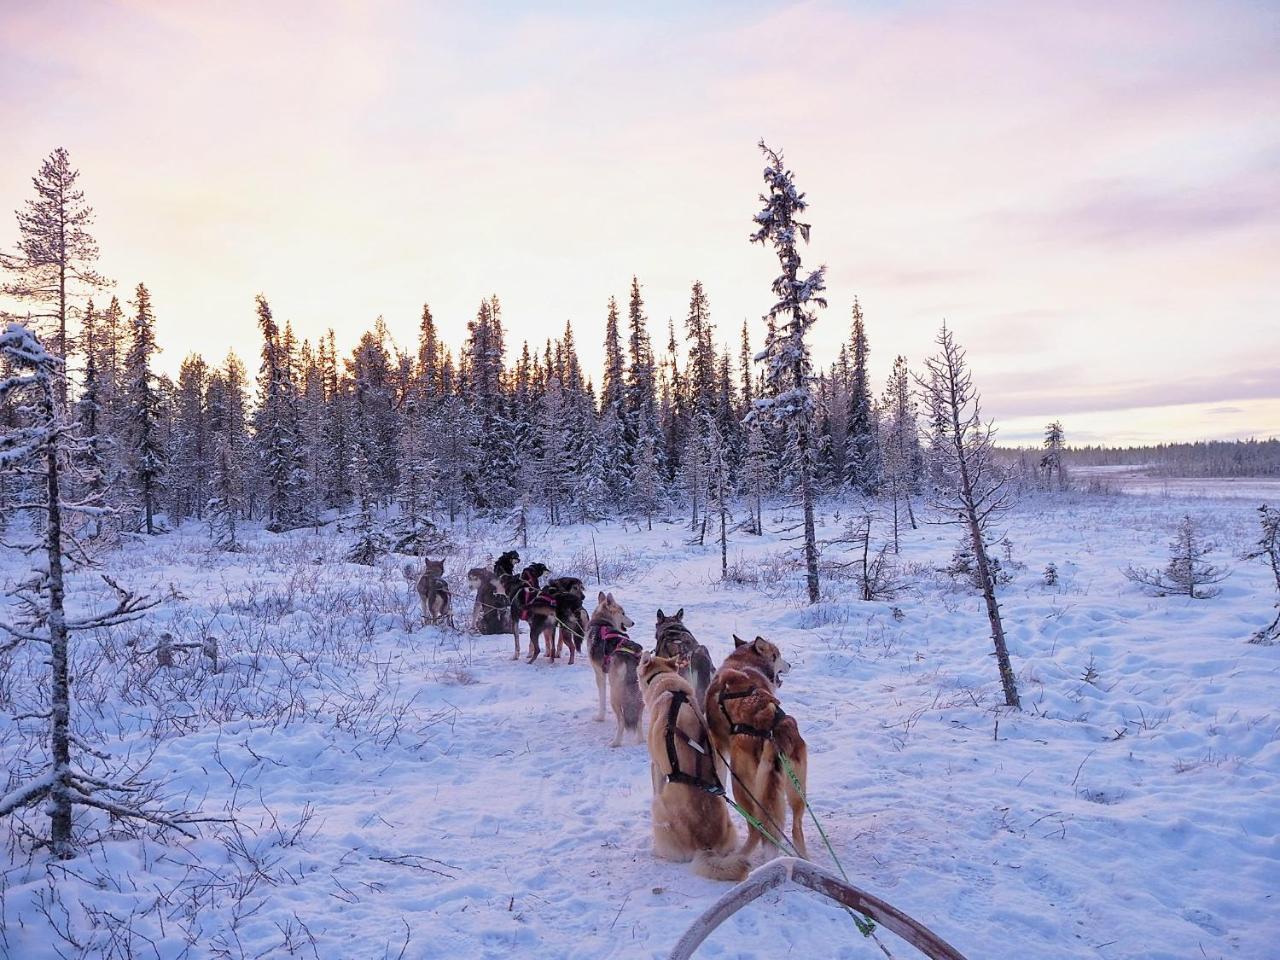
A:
[668, 857, 969, 960]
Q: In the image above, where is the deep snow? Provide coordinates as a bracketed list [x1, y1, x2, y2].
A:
[1, 488, 1277, 959]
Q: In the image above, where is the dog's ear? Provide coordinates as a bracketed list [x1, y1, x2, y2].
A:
[753, 636, 768, 654]
[733, 635, 746, 648]
[606, 592, 615, 604]
[598, 591, 606, 603]
[656, 608, 665, 620]
[675, 608, 684, 621]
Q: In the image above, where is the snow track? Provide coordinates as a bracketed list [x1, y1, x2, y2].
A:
[2, 491, 1278, 958]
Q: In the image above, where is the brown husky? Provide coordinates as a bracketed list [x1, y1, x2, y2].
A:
[640, 653, 749, 882]
[704, 635, 806, 858]
[714, 667, 808, 859]
[587, 592, 642, 747]
[405, 558, 453, 627]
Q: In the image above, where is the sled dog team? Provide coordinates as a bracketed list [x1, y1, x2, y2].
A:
[405, 552, 808, 883]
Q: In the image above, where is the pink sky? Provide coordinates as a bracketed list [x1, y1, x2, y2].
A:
[2, 0, 1277, 444]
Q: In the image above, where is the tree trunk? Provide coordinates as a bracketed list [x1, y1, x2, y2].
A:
[967, 511, 1019, 708]
[719, 502, 728, 578]
[797, 418, 820, 604]
[42, 385, 74, 857]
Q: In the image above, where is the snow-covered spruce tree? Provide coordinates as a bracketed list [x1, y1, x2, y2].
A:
[169, 353, 209, 523]
[297, 339, 328, 527]
[625, 277, 663, 483]
[632, 433, 662, 530]
[846, 298, 881, 493]
[254, 295, 304, 531]
[0, 323, 199, 857]
[392, 398, 440, 553]
[1124, 514, 1230, 599]
[345, 423, 388, 565]
[705, 414, 732, 578]
[917, 323, 1020, 708]
[73, 301, 111, 538]
[535, 374, 573, 524]
[1041, 420, 1067, 491]
[599, 296, 631, 500]
[1245, 505, 1280, 643]
[741, 416, 771, 536]
[0, 147, 108, 410]
[880, 354, 921, 551]
[204, 356, 244, 550]
[750, 141, 826, 603]
[124, 283, 166, 534]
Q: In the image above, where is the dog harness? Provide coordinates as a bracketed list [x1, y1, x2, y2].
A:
[717, 686, 787, 740]
[664, 690, 725, 796]
[514, 572, 549, 621]
[590, 623, 638, 672]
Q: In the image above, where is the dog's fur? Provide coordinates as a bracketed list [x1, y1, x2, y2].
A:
[640, 653, 748, 882]
[467, 567, 511, 635]
[494, 550, 520, 578]
[404, 558, 453, 627]
[502, 562, 549, 660]
[704, 635, 805, 858]
[587, 592, 642, 746]
[654, 608, 716, 707]
[524, 575, 586, 664]
[713, 666, 808, 859]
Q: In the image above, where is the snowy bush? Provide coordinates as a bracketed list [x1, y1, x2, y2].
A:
[1124, 514, 1230, 599]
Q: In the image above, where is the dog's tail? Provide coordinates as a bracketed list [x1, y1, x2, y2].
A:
[622, 658, 643, 729]
[691, 849, 750, 882]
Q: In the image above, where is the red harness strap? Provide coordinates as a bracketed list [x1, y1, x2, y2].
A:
[593, 624, 637, 672]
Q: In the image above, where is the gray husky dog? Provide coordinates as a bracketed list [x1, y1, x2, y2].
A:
[654, 608, 715, 707]
[588, 592, 643, 747]
[405, 558, 453, 627]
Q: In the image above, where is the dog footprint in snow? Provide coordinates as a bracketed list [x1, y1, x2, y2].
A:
[1182, 908, 1225, 936]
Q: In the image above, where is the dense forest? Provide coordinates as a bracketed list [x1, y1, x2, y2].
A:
[0, 148, 926, 551]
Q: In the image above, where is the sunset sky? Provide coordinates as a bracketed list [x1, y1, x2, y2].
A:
[1, 0, 1276, 445]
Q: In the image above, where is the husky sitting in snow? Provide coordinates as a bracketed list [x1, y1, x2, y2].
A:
[467, 567, 511, 635]
[639, 651, 748, 881]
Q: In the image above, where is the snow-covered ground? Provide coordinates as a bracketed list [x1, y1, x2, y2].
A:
[2, 489, 1278, 960]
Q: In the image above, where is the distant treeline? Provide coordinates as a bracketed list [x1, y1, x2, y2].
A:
[1000, 438, 1280, 478]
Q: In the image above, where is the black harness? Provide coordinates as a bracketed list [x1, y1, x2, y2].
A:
[716, 669, 785, 740]
[664, 690, 725, 796]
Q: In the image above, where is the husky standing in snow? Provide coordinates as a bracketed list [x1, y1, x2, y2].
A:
[705, 635, 807, 859]
[587, 592, 643, 746]
[639, 651, 749, 881]
[654, 608, 716, 707]
[404, 558, 453, 627]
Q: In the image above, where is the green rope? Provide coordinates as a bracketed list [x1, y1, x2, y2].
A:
[776, 749, 879, 941]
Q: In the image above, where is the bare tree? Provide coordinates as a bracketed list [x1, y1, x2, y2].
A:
[0, 323, 196, 857]
[0, 148, 108, 409]
[1245, 504, 1280, 643]
[750, 141, 827, 603]
[1124, 514, 1230, 599]
[917, 324, 1020, 708]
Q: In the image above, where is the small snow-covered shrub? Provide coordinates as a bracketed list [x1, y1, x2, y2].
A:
[1043, 562, 1059, 586]
[1124, 514, 1230, 599]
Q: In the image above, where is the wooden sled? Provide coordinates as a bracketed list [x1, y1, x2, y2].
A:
[668, 857, 969, 960]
